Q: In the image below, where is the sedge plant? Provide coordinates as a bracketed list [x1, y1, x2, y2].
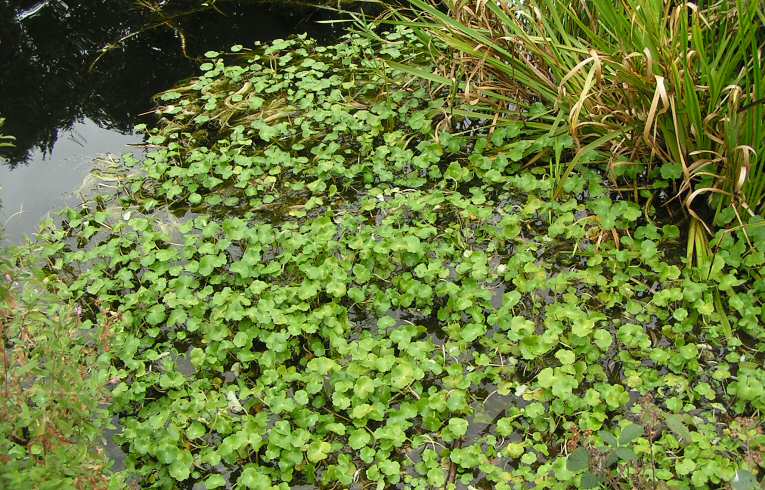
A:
[395, 0, 765, 253]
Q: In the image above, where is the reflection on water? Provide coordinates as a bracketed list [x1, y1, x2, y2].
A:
[0, 0, 347, 242]
[0, 119, 140, 242]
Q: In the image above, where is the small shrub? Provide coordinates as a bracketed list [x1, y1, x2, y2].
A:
[0, 245, 119, 489]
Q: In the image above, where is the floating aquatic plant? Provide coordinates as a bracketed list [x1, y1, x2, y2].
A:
[18, 25, 765, 490]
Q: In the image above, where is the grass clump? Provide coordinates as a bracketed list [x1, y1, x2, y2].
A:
[397, 0, 765, 240]
[26, 25, 765, 489]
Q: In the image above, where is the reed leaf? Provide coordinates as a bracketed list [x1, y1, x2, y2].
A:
[395, 0, 765, 241]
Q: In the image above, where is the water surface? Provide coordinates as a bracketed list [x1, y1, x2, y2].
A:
[0, 119, 141, 241]
[0, 0, 346, 243]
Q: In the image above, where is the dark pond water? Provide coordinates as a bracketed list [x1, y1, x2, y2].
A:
[0, 0, 350, 243]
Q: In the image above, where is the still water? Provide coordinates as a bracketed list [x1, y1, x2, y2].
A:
[0, 119, 141, 241]
[0, 0, 347, 243]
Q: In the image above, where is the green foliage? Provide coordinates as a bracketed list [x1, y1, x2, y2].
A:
[0, 244, 119, 489]
[567, 424, 643, 488]
[399, 0, 765, 235]
[21, 25, 765, 489]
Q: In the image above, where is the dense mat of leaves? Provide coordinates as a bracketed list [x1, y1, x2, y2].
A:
[35, 29, 765, 489]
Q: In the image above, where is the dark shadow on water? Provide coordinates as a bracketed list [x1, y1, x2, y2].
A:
[0, 0, 349, 167]
[0, 0, 362, 242]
